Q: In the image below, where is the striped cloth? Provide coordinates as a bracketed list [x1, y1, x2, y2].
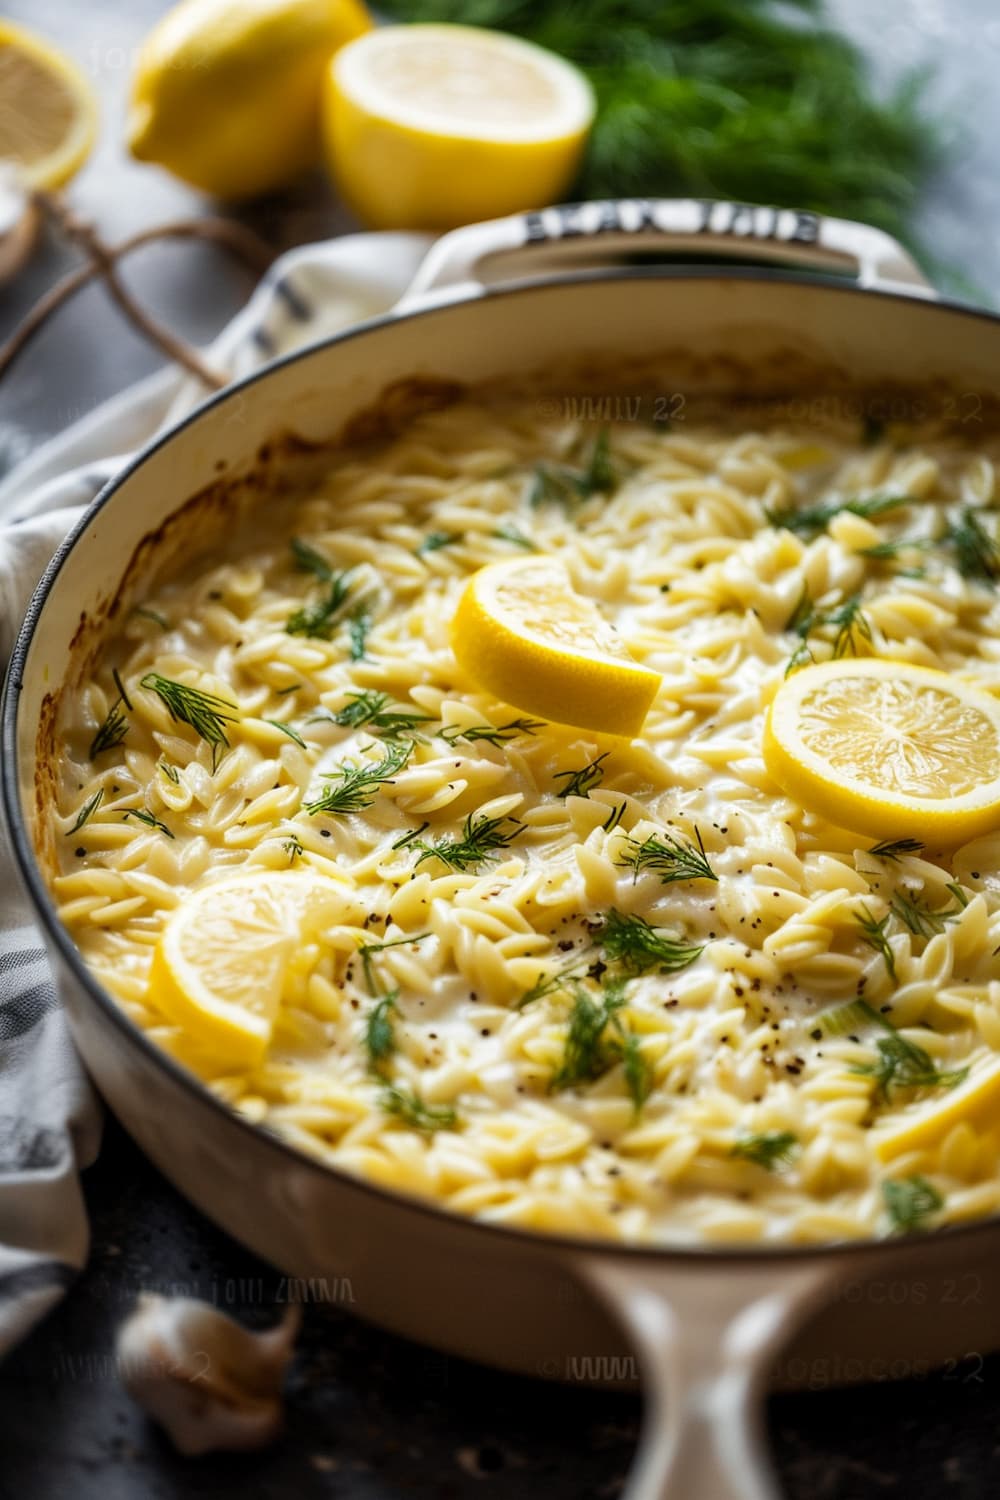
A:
[0, 230, 431, 1356]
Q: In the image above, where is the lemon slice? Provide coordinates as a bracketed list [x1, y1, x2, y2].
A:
[0, 20, 98, 189]
[874, 1060, 1000, 1162]
[451, 557, 661, 738]
[128, 0, 371, 200]
[764, 659, 1000, 844]
[322, 24, 595, 230]
[149, 870, 362, 1068]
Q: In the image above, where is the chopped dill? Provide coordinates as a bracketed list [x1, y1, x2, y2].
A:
[417, 531, 458, 554]
[112, 668, 133, 711]
[883, 1175, 944, 1234]
[266, 719, 306, 748]
[550, 983, 625, 1091]
[305, 740, 413, 817]
[364, 992, 399, 1075]
[390, 822, 430, 850]
[766, 492, 910, 538]
[600, 908, 704, 975]
[854, 904, 897, 981]
[868, 837, 925, 861]
[786, 589, 872, 673]
[122, 807, 174, 839]
[332, 690, 434, 738]
[529, 429, 621, 508]
[290, 537, 334, 580]
[140, 673, 239, 768]
[66, 789, 103, 834]
[889, 889, 962, 939]
[131, 605, 169, 630]
[440, 718, 544, 747]
[282, 834, 304, 863]
[347, 605, 373, 662]
[944, 506, 1000, 586]
[617, 826, 717, 885]
[817, 997, 967, 1101]
[356, 932, 430, 997]
[491, 521, 537, 550]
[553, 752, 609, 799]
[89, 698, 129, 758]
[516, 959, 590, 1009]
[601, 801, 626, 833]
[730, 1130, 800, 1171]
[286, 568, 354, 639]
[381, 1086, 457, 1132]
[413, 810, 523, 872]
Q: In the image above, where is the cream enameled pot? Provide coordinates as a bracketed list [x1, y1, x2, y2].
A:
[6, 201, 1000, 1500]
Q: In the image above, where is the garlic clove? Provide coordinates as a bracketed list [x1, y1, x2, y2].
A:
[116, 1293, 301, 1456]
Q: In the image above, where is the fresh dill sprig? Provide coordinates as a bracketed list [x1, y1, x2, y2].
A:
[347, 605, 372, 662]
[89, 698, 129, 758]
[266, 719, 306, 748]
[418, 531, 459, 554]
[286, 569, 354, 639]
[140, 673, 239, 767]
[290, 537, 334, 580]
[66, 789, 103, 835]
[305, 740, 413, 817]
[356, 932, 430, 997]
[817, 997, 967, 1101]
[122, 807, 174, 839]
[550, 981, 625, 1091]
[883, 1175, 944, 1234]
[854, 904, 897, 981]
[600, 908, 704, 975]
[621, 1031, 653, 1113]
[440, 718, 544, 747]
[516, 959, 590, 1009]
[766, 492, 910, 538]
[601, 802, 626, 833]
[158, 760, 180, 785]
[553, 752, 609, 799]
[282, 834, 304, 862]
[491, 521, 537, 550]
[332, 690, 434, 738]
[868, 837, 925, 861]
[414, 811, 523, 872]
[859, 537, 932, 563]
[617, 826, 717, 885]
[730, 1130, 800, 1171]
[131, 605, 169, 630]
[827, 595, 873, 659]
[529, 429, 621, 508]
[364, 992, 399, 1076]
[390, 822, 430, 850]
[889, 890, 962, 939]
[944, 506, 1000, 586]
[381, 1086, 457, 1132]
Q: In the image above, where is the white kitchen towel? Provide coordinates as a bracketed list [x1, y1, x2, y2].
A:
[0, 228, 433, 1356]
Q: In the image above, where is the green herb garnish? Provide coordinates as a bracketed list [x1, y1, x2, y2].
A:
[418, 531, 459, 554]
[889, 890, 962, 939]
[530, 429, 621, 508]
[730, 1130, 800, 1171]
[122, 808, 174, 839]
[854, 904, 897, 981]
[66, 789, 103, 834]
[868, 837, 925, 861]
[140, 673, 239, 768]
[131, 606, 169, 630]
[786, 589, 872, 673]
[553, 752, 609, 799]
[516, 960, 591, 1009]
[332, 690, 433, 738]
[818, 998, 967, 1101]
[414, 811, 523, 872]
[89, 698, 129, 758]
[491, 522, 537, 550]
[365, 992, 399, 1075]
[347, 605, 372, 662]
[440, 718, 544, 747]
[305, 740, 413, 817]
[883, 1175, 944, 1234]
[286, 568, 354, 640]
[283, 834, 304, 863]
[357, 932, 430, 997]
[381, 1086, 457, 1132]
[767, 492, 909, 538]
[158, 761, 181, 785]
[601, 802, 626, 833]
[600, 908, 704, 974]
[290, 537, 335, 580]
[551, 977, 650, 1109]
[617, 827, 717, 885]
[266, 719, 306, 748]
[390, 822, 429, 850]
[944, 506, 1000, 585]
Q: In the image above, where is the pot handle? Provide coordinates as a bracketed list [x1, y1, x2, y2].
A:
[574, 1252, 837, 1500]
[400, 199, 934, 308]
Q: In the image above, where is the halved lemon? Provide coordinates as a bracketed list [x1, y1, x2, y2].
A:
[149, 870, 362, 1068]
[763, 659, 1000, 844]
[451, 557, 661, 738]
[0, 19, 98, 189]
[322, 24, 595, 230]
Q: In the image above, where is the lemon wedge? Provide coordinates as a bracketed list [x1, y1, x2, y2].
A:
[149, 870, 362, 1068]
[322, 24, 595, 230]
[128, 0, 371, 200]
[873, 1060, 1000, 1162]
[0, 19, 98, 189]
[451, 557, 660, 738]
[764, 659, 1000, 844]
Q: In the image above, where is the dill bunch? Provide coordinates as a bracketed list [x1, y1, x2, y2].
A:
[378, 0, 944, 256]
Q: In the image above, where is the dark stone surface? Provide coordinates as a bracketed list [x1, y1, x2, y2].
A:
[3, 3, 1000, 1496]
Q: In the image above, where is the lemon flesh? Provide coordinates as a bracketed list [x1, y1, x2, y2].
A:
[764, 659, 1000, 844]
[451, 557, 661, 739]
[128, 0, 371, 200]
[149, 870, 362, 1068]
[0, 20, 98, 189]
[322, 24, 595, 230]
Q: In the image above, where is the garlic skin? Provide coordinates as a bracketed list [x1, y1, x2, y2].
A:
[116, 1293, 301, 1455]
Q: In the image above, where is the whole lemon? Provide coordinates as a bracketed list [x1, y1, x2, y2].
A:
[128, 0, 371, 200]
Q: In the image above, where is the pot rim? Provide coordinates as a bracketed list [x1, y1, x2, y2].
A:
[8, 262, 1000, 1270]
